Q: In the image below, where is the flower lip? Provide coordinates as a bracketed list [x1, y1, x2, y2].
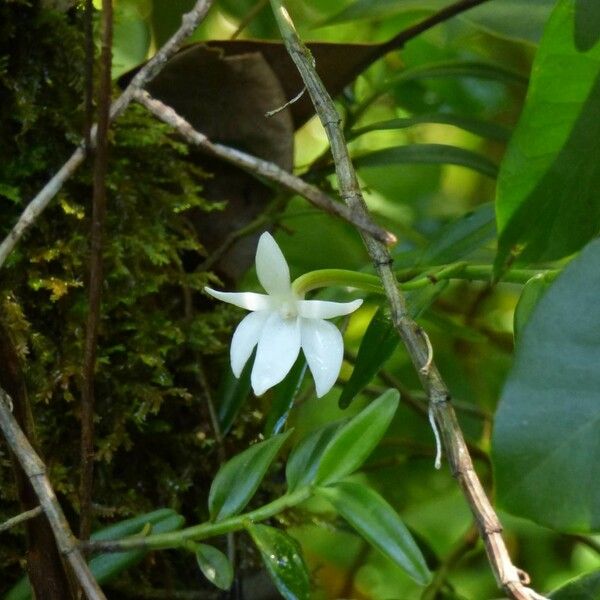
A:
[204, 232, 363, 397]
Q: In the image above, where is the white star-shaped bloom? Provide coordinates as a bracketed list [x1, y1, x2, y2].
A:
[205, 232, 362, 397]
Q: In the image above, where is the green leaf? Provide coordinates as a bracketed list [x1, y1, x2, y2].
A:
[286, 421, 344, 492]
[217, 359, 252, 435]
[195, 543, 234, 591]
[386, 60, 528, 88]
[208, 431, 292, 521]
[352, 113, 511, 142]
[264, 357, 308, 436]
[550, 570, 600, 599]
[419, 203, 496, 266]
[316, 481, 431, 586]
[495, 0, 600, 269]
[89, 513, 185, 584]
[315, 389, 399, 485]
[325, 0, 554, 44]
[4, 509, 185, 600]
[513, 272, 555, 341]
[354, 144, 498, 179]
[247, 524, 310, 600]
[492, 240, 600, 532]
[339, 308, 398, 409]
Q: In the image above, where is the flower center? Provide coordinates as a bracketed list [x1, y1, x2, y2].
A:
[279, 299, 298, 320]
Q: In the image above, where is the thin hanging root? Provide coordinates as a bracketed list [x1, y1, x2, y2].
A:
[419, 329, 433, 375]
[428, 405, 443, 470]
[265, 87, 306, 117]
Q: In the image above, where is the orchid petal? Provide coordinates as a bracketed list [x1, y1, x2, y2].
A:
[251, 313, 301, 396]
[297, 298, 363, 320]
[300, 318, 343, 398]
[205, 287, 272, 311]
[230, 311, 270, 377]
[255, 232, 291, 297]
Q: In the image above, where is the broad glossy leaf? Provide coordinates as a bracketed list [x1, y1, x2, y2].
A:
[352, 114, 511, 142]
[493, 240, 600, 532]
[495, 0, 600, 270]
[339, 308, 398, 409]
[326, 0, 554, 44]
[550, 570, 600, 599]
[218, 359, 252, 435]
[419, 203, 496, 266]
[264, 357, 307, 436]
[316, 481, 431, 586]
[286, 421, 344, 492]
[195, 543, 234, 591]
[316, 389, 399, 484]
[354, 144, 498, 179]
[247, 524, 310, 600]
[209, 431, 291, 521]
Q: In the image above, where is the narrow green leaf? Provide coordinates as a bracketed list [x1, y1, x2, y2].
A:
[354, 144, 498, 179]
[352, 113, 511, 142]
[386, 60, 528, 88]
[247, 524, 310, 600]
[493, 240, 600, 532]
[286, 421, 344, 492]
[316, 389, 399, 485]
[195, 543, 234, 591]
[217, 358, 252, 434]
[4, 510, 185, 600]
[550, 569, 600, 599]
[317, 482, 431, 586]
[324, 0, 554, 44]
[339, 308, 398, 409]
[513, 272, 555, 341]
[264, 357, 307, 436]
[419, 203, 496, 266]
[209, 431, 292, 521]
[89, 513, 185, 584]
[495, 0, 600, 269]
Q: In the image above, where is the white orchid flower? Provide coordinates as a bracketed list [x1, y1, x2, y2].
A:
[205, 232, 362, 397]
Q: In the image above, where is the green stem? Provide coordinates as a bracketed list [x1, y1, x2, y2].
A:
[292, 264, 558, 297]
[87, 487, 312, 552]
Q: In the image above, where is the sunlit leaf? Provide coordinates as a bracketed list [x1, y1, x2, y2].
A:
[493, 240, 600, 532]
[195, 543, 234, 591]
[316, 481, 431, 585]
[495, 0, 600, 269]
[316, 389, 399, 485]
[247, 524, 310, 600]
[209, 431, 292, 521]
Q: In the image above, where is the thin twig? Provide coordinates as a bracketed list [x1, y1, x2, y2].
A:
[79, 0, 113, 545]
[269, 3, 547, 599]
[133, 90, 394, 245]
[0, 0, 215, 270]
[0, 388, 107, 600]
[0, 506, 42, 534]
[231, 0, 270, 39]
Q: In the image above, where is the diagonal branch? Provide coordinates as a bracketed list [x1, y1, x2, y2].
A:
[133, 90, 394, 245]
[269, 3, 548, 600]
[0, 0, 215, 271]
[0, 388, 107, 600]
